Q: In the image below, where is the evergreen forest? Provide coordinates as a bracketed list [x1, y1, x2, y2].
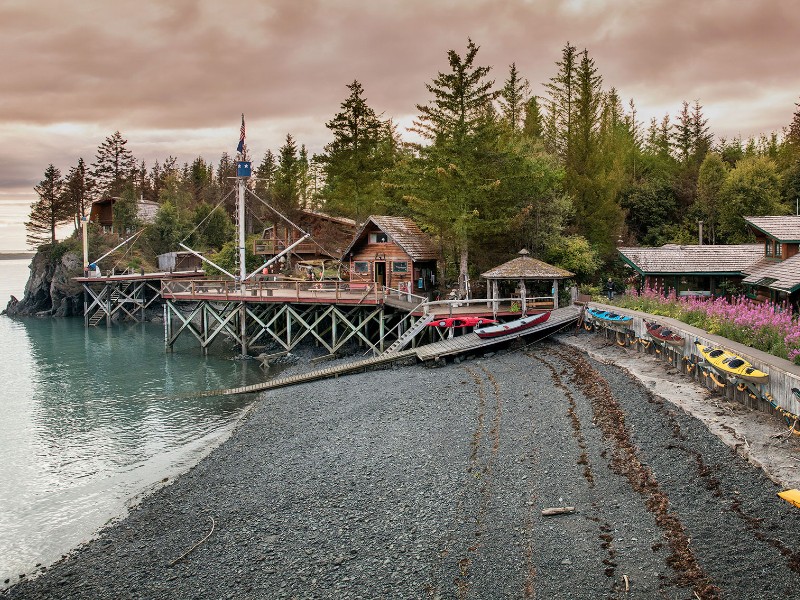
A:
[27, 40, 800, 291]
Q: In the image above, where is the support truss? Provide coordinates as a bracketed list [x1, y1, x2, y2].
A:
[164, 299, 390, 355]
[83, 280, 163, 326]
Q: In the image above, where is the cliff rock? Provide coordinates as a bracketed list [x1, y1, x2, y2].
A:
[3, 250, 83, 317]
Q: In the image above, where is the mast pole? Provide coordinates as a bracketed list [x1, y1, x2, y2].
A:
[237, 175, 247, 286]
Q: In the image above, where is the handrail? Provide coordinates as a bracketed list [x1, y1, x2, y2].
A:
[383, 285, 427, 305]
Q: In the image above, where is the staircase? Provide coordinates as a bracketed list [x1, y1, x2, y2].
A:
[382, 314, 436, 354]
[88, 310, 105, 326]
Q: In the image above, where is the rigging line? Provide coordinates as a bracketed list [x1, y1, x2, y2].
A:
[177, 188, 236, 245]
[245, 188, 309, 236]
[245, 189, 336, 259]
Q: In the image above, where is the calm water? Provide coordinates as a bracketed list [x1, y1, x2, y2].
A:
[0, 259, 264, 584]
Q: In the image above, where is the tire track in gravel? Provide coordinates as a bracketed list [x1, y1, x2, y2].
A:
[643, 390, 800, 575]
[533, 352, 623, 598]
[451, 365, 503, 599]
[552, 346, 722, 599]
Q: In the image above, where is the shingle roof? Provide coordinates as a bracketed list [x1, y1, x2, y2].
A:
[741, 254, 800, 293]
[343, 215, 439, 261]
[481, 256, 574, 279]
[618, 244, 763, 275]
[744, 216, 800, 243]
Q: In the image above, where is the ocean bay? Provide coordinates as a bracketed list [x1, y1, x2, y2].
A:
[0, 260, 264, 583]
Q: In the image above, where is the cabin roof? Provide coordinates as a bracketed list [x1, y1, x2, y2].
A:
[744, 215, 800, 243]
[343, 215, 439, 261]
[481, 256, 574, 280]
[300, 209, 357, 228]
[741, 253, 800, 293]
[618, 244, 763, 275]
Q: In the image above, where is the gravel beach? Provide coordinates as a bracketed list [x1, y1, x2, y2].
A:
[4, 333, 800, 599]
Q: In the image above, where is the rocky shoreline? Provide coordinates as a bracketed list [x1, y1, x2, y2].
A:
[3, 332, 800, 598]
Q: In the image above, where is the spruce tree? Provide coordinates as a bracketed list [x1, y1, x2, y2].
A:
[90, 131, 137, 197]
[321, 80, 387, 221]
[498, 63, 529, 135]
[26, 164, 69, 247]
[543, 42, 578, 162]
[406, 38, 497, 296]
[274, 134, 299, 214]
[522, 96, 544, 141]
[62, 157, 92, 230]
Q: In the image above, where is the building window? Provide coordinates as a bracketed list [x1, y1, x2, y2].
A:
[369, 232, 388, 244]
[392, 261, 408, 273]
[765, 241, 772, 257]
[775, 242, 782, 258]
[353, 261, 369, 274]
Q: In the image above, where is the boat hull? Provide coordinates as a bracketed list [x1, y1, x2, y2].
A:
[694, 342, 769, 384]
[646, 322, 685, 347]
[474, 312, 550, 339]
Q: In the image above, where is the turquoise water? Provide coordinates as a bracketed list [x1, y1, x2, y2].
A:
[0, 259, 265, 584]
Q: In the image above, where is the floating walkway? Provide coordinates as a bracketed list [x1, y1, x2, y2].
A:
[186, 306, 580, 398]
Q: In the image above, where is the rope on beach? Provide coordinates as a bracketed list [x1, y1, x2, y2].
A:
[169, 516, 216, 567]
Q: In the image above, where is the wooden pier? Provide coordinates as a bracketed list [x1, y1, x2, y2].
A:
[184, 306, 580, 398]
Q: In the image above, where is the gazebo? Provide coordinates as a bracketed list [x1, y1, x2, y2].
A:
[481, 249, 574, 312]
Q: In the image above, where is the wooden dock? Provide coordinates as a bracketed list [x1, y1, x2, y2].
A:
[186, 306, 580, 398]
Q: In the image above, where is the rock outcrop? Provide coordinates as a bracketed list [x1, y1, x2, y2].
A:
[3, 250, 83, 317]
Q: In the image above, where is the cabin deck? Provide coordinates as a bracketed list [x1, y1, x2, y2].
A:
[159, 278, 546, 316]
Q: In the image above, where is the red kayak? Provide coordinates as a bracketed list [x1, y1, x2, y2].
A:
[646, 322, 684, 347]
[428, 316, 497, 328]
[474, 312, 550, 339]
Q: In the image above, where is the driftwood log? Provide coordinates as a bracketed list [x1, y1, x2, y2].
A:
[541, 506, 575, 516]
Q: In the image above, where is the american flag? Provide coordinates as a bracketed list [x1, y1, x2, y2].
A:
[236, 114, 245, 154]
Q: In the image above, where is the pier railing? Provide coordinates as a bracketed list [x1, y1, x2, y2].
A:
[161, 278, 383, 304]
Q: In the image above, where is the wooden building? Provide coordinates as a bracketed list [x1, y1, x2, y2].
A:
[253, 210, 357, 272]
[741, 216, 800, 306]
[89, 196, 160, 231]
[618, 243, 763, 296]
[342, 216, 439, 294]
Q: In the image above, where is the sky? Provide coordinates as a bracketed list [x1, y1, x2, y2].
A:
[1, 0, 799, 252]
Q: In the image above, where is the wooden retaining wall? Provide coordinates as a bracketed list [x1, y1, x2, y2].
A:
[587, 302, 800, 427]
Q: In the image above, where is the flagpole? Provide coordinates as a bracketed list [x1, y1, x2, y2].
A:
[237, 114, 247, 288]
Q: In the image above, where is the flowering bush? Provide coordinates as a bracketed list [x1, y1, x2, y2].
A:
[615, 286, 800, 364]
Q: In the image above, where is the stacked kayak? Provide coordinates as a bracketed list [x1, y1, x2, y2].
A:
[587, 307, 633, 324]
[428, 316, 496, 328]
[646, 322, 685, 347]
[474, 311, 550, 339]
[694, 342, 769, 384]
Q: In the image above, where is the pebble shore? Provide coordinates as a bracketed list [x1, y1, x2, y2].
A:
[4, 336, 800, 599]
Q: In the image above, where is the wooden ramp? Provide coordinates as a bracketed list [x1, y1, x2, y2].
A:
[188, 306, 579, 398]
[416, 306, 580, 360]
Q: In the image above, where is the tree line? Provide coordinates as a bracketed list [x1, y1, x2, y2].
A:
[27, 39, 800, 288]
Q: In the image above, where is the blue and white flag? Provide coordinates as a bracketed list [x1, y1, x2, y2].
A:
[237, 114, 245, 154]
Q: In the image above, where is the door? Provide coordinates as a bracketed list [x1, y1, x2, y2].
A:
[374, 261, 386, 288]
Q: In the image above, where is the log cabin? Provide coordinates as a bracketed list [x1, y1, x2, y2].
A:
[342, 216, 439, 295]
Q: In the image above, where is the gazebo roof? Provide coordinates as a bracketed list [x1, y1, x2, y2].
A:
[481, 256, 574, 280]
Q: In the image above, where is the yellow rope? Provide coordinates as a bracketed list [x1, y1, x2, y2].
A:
[640, 339, 651, 349]
[709, 372, 727, 388]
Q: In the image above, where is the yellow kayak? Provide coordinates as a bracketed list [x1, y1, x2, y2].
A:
[778, 489, 800, 509]
[694, 342, 769, 384]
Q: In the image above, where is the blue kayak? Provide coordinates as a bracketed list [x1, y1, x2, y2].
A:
[587, 307, 632, 324]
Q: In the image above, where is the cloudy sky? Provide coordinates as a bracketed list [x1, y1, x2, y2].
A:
[1, 0, 798, 251]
